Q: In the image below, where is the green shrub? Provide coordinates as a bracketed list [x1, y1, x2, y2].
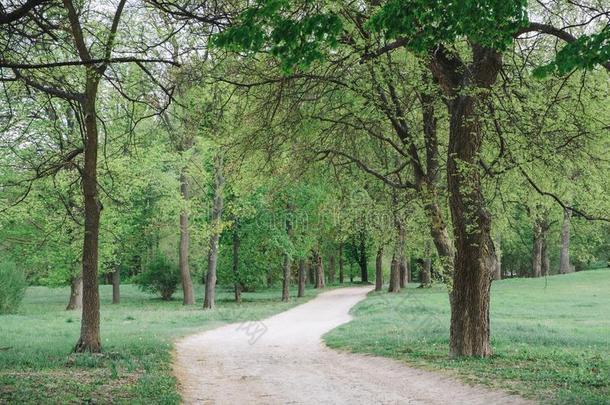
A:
[0, 261, 27, 313]
[135, 254, 180, 300]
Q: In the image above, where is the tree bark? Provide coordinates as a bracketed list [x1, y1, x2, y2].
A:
[388, 255, 400, 293]
[282, 207, 293, 302]
[315, 251, 324, 289]
[66, 273, 83, 310]
[297, 259, 306, 298]
[338, 243, 344, 283]
[420, 258, 432, 286]
[328, 255, 335, 284]
[233, 223, 241, 303]
[74, 75, 101, 353]
[431, 44, 501, 357]
[358, 231, 368, 283]
[541, 237, 550, 277]
[308, 260, 315, 285]
[397, 218, 407, 288]
[559, 208, 572, 274]
[532, 221, 543, 278]
[375, 247, 383, 291]
[418, 93, 455, 275]
[492, 235, 502, 281]
[179, 170, 195, 305]
[282, 254, 291, 302]
[111, 267, 120, 304]
[203, 155, 224, 310]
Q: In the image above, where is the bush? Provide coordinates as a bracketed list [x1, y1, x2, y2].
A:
[135, 254, 180, 300]
[0, 261, 27, 313]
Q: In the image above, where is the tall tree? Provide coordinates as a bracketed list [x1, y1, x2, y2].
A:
[204, 154, 225, 309]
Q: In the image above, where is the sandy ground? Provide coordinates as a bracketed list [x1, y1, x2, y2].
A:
[174, 287, 531, 404]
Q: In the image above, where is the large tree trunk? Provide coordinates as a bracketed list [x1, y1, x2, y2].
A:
[315, 251, 324, 289]
[111, 267, 120, 304]
[433, 44, 501, 357]
[203, 155, 224, 310]
[375, 247, 383, 291]
[388, 255, 400, 293]
[559, 208, 572, 274]
[233, 223, 241, 303]
[66, 273, 83, 310]
[532, 221, 543, 278]
[338, 243, 344, 283]
[74, 79, 101, 353]
[179, 170, 195, 305]
[297, 259, 306, 298]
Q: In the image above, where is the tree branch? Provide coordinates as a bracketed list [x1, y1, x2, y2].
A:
[0, 0, 49, 24]
[519, 167, 609, 222]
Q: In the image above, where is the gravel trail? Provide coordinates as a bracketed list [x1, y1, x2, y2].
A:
[174, 286, 531, 404]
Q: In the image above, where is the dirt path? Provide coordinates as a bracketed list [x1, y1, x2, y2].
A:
[174, 287, 531, 404]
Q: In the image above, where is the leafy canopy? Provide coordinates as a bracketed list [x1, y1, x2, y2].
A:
[213, 0, 342, 72]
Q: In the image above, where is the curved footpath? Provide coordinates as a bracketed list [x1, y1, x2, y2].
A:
[174, 287, 531, 404]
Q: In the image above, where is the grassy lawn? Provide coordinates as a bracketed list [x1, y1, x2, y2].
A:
[0, 283, 327, 404]
[325, 269, 610, 404]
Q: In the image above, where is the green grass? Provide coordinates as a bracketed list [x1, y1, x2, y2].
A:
[0, 283, 328, 404]
[325, 269, 610, 404]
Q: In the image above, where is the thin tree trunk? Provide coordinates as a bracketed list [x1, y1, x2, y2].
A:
[233, 223, 241, 303]
[266, 268, 274, 288]
[421, 258, 432, 286]
[328, 255, 335, 284]
[282, 254, 290, 302]
[419, 94, 455, 276]
[375, 247, 383, 291]
[204, 155, 224, 310]
[388, 255, 400, 293]
[66, 273, 83, 310]
[399, 258, 407, 287]
[308, 260, 315, 285]
[179, 170, 195, 305]
[397, 218, 407, 288]
[359, 232, 368, 283]
[111, 267, 120, 304]
[541, 236, 550, 277]
[297, 259, 306, 298]
[425, 200, 455, 276]
[493, 235, 502, 281]
[282, 207, 293, 302]
[338, 243, 344, 283]
[74, 77, 101, 353]
[315, 251, 324, 289]
[532, 221, 543, 278]
[559, 208, 572, 274]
